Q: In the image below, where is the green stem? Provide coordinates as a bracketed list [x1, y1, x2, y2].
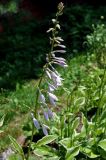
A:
[26, 71, 44, 160]
[26, 123, 34, 160]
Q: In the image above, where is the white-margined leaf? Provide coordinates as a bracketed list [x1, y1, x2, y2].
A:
[36, 135, 58, 146]
[9, 135, 24, 157]
[98, 139, 106, 151]
[65, 146, 79, 160]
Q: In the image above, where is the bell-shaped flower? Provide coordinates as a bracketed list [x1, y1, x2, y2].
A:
[31, 113, 40, 130]
[48, 108, 53, 118]
[52, 56, 66, 62]
[54, 60, 68, 68]
[57, 44, 66, 48]
[48, 92, 58, 106]
[42, 124, 49, 135]
[43, 111, 49, 121]
[52, 56, 68, 68]
[50, 70, 62, 86]
[48, 82, 56, 92]
[46, 28, 54, 33]
[51, 50, 66, 54]
[56, 37, 64, 42]
[39, 90, 45, 104]
[55, 75, 63, 87]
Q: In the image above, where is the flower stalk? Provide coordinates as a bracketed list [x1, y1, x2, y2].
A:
[26, 2, 67, 160]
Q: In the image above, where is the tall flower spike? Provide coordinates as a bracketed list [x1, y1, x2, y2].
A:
[31, 2, 67, 138]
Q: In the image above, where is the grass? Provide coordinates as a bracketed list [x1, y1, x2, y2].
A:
[0, 80, 38, 152]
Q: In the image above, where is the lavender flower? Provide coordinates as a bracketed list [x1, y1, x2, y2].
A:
[48, 92, 58, 106]
[39, 90, 45, 104]
[51, 50, 66, 54]
[43, 111, 49, 121]
[48, 108, 53, 118]
[56, 44, 66, 48]
[53, 61, 68, 68]
[50, 70, 63, 86]
[48, 82, 56, 92]
[42, 124, 49, 135]
[55, 37, 64, 42]
[31, 113, 40, 129]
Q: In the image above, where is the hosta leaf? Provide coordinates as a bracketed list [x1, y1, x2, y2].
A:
[46, 156, 60, 160]
[99, 147, 106, 159]
[33, 145, 58, 158]
[65, 146, 79, 160]
[98, 139, 106, 151]
[59, 138, 71, 149]
[9, 135, 24, 157]
[72, 117, 79, 130]
[82, 147, 99, 158]
[74, 97, 85, 106]
[82, 113, 88, 127]
[36, 135, 58, 146]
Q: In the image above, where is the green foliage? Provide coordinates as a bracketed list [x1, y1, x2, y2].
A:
[0, 0, 18, 14]
[61, 5, 106, 54]
[86, 24, 106, 67]
[9, 135, 25, 159]
[35, 135, 58, 147]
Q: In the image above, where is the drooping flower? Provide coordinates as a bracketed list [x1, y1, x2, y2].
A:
[51, 50, 66, 54]
[46, 28, 54, 33]
[48, 82, 56, 92]
[43, 111, 49, 121]
[53, 60, 68, 68]
[56, 44, 66, 48]
[52, 55, 66, 62]
[42, 124, 49, 135]
[48, 108, 53, 118]
[31, 113, 40, 129]
[49, 70, 62, 87]
[55, 37, 64, 42]
[39, 90, 45, 104]
[48, 92, 58, 106]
